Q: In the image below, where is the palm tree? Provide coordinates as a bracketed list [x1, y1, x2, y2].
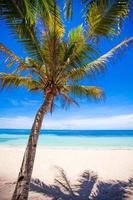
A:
[0, 0, 132, 199]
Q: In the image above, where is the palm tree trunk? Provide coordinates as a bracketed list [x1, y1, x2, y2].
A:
[11, 93, 54, 200]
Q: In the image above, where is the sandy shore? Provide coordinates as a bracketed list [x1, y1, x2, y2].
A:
[0, 147, 133, 199]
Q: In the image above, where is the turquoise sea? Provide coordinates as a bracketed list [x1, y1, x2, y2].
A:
[0, 129, 133, 149]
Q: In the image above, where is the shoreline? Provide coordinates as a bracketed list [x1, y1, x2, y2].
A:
[1, 145, 133, 150]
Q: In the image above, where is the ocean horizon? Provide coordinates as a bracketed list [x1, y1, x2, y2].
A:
[0, 129, 133, 149]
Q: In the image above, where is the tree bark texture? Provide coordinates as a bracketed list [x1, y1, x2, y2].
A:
[11, 93, 54, 200]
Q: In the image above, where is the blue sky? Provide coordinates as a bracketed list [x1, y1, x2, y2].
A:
[0, 1, 133, 129]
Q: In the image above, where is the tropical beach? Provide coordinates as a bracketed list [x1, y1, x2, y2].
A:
[0, 147, 133, 199]
[0, 130, 133, 199]
[0, 0, 133, 199]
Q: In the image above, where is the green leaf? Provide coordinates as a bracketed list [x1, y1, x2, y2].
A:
[64, 0, 72, 20]
[68, 37, 133, 81]
[87, 0, 129, 37]
[67, 85, 104, 99]
[0, 43, 25, 67]
[0, 0, 44, 62]
[64, 43, 75, 62]
[0, 73, 43, 91]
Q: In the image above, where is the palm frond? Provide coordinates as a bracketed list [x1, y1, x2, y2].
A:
[0, 43, 26, 68]
[64, 0, 72, 20]
[69, 25, 86, 53]
[39, 0, 64, 39]
[68, 37, 133, 81]
[0, 0, 44, 62]
[0, 73, 43, 91]
[86, 37, 133, 72]
[40, 35, 66, 80]
[87, 0, 129, 37]
[66, 25, 96, 68]
[60, 92, 79, 108]
[82, 0, 91, 3]
[0, 44, 47, 84]
[67, 67, 87, 82]
[37, 1, 64, 79]
[17, 57, 47, 79]
[67, 85, 104, 99]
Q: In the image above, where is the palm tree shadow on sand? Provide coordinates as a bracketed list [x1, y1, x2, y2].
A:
[30, 167, 133, 200]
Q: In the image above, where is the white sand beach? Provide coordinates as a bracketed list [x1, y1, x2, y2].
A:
[0, 147, 133, 199]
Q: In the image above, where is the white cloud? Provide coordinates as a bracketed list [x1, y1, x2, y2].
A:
[0, 117, 34, 129]
[0, 114, 133, 129]
[10, 99, 41, 107]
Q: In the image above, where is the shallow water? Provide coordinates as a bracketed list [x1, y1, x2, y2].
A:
[0, 129, 133, 149]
